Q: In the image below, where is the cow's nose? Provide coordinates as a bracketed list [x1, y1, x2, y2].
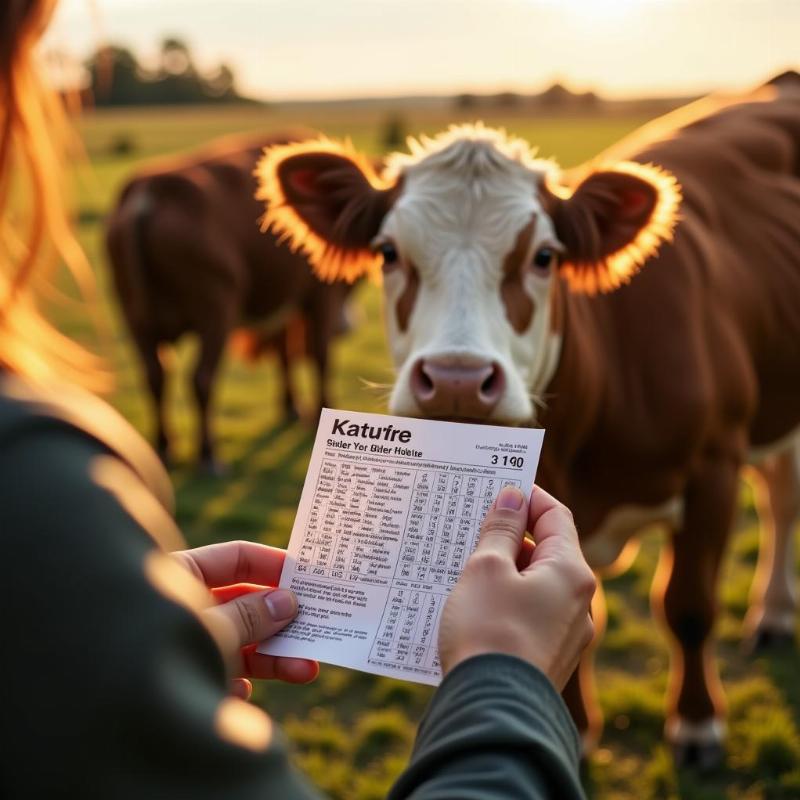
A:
[410, 358, 505, 419]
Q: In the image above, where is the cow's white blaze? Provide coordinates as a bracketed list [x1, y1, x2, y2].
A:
[376, 127, 562, 424]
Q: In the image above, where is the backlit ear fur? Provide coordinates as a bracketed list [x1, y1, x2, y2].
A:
[549, 161, 682, 295]
[255, 138, 392, 283]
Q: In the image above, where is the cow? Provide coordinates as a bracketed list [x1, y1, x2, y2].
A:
[254, 75, 800, 767]
[106, 132, 353, 472]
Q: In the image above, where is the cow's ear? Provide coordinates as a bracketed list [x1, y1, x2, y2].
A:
[547, 162, 681, 294]
[255, 138, 397, 282]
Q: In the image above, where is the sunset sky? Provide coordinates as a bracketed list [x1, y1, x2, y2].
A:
[44, 0, 799, 101]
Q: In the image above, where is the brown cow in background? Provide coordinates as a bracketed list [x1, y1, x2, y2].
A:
[106, 132, 353, 472]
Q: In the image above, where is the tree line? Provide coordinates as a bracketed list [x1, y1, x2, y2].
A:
[85, 38, 253, 107]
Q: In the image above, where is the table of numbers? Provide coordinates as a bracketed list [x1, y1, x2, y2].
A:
[294, 459, 411, 583]
[368, 470, 520, 671]
[261, 407, 543, 686]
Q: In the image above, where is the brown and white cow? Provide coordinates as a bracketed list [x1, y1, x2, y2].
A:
[106, 132, 353, 472]
[255, 76, 800, 765]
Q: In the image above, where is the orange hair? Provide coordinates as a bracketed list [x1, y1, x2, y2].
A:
[0, 0, 106, 387]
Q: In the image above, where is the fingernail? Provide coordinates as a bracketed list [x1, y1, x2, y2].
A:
[265, 589, 296, 620]
[497, 486, 524, 510]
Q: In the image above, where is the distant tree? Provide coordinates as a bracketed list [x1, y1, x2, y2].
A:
[85, 45, 149, 106]
[159, 38, 193, 76]
[84, 39, 251, 106]
[204, 63, 237, 99]
[150, 37, 205, 104]
[491, 91, 521, 108]
[454, 93, 478, 110]
[381, 113, 407, 151]
[538, 82, 573, 109]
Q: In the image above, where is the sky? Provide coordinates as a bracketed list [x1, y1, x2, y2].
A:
[43, 0, 799, 101]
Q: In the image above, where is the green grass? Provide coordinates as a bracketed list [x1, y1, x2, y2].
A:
[53, 103, 800, 799]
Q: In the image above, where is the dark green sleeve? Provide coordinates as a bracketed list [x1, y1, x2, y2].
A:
[0, 419, 322, 800]
[0, 402, 585, 800]
[388, 654, 586, 800]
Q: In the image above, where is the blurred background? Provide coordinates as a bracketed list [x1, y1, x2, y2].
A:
[40, 1, 799, 797]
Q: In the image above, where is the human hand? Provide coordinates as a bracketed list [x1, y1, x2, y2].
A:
[173, 541, 319, 698]
[438, 485, 596, 690]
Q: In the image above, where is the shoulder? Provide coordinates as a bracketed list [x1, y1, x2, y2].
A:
[0, 373, 173, 505]
[0, 374, 182, 551]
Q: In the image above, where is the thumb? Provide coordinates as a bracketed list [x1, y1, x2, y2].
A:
[204, 588, 298, 650]
[474, 485, 529, 560]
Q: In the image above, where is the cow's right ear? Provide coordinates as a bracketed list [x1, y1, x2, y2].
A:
[545, 161, 681, 295]
[255, 139, 397, 282]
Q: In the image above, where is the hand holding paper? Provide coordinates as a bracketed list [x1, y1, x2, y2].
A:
[438, 484, 596, 690]
[259, 409, 544, 685]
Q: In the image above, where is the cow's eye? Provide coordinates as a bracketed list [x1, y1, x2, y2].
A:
[378, 242, 399, 266]
[532, 247, 555, 273]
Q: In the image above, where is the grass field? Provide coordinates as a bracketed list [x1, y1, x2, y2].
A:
[57, 102, 800, 799]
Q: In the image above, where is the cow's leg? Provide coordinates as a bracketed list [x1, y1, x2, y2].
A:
[193, 322, 230, 475]
[307, 305, 334, 417]
[276, 330, 300, 421]
[279, 320, 308, 421]
[745, 448, 799, 649]
[655, 462, 739, 769]
[131, 330, 170, 466]
[562, 579, 606, 756]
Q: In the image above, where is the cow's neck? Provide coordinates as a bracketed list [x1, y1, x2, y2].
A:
[535, 279, 606, 499]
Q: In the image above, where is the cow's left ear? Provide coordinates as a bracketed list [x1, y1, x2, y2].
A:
[255, 138, 398, 282]
[546, 162, 681, 294]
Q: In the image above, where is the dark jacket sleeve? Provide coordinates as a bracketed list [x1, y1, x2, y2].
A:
[388, 654, 586, 800]
[0, 396, 585, 800]
[0, 418, 322, 800]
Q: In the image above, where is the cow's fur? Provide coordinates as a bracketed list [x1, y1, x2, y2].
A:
[255, 76, 800, 763]
[107, 133, 352, 470]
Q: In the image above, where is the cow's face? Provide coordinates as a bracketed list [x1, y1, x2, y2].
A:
[374, 140, 562, 424]
[256, 127, 680, 424]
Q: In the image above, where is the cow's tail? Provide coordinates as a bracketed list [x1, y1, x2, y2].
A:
[106, 185, 154, 338]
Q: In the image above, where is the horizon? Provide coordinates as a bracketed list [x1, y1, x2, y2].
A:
[43, 0, 799, 103]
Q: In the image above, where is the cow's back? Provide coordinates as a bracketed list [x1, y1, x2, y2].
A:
[544, 82, 800, 530]
[642, 84, 800, 446]
[107, 131, 319, 340]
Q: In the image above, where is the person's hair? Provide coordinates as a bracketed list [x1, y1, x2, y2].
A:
[0, 0, 105, 387]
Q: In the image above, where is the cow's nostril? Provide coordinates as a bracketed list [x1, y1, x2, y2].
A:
[411, 359, 436, 401]
[419, 365, 435, 393]
[479, 363, 505, 403]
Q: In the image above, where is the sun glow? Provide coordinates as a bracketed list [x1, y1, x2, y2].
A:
[536, 0, 655, 23]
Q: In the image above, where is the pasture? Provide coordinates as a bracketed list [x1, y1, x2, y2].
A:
[61, 102, 800, 799]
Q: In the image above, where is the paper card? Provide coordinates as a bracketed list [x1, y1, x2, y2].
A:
[258, 408, 544, 685]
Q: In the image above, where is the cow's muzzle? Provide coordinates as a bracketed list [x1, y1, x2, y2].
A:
[410, 357, 505, 420]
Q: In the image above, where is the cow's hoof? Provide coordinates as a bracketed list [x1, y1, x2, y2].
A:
[198, 457, 228, 478]
[746, 626, 796, 655]
[284, 406, 301, 423]
[672, 740, 725, 771]
[666, 717, 725, 772]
